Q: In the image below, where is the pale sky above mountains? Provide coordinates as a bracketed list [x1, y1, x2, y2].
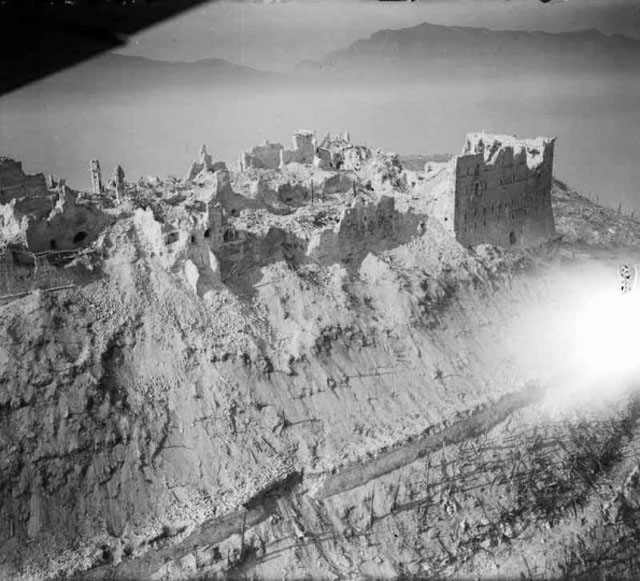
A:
[114, 0, 640, 71]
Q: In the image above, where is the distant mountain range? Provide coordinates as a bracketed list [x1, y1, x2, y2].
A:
[298, 22, 640, 78]
[32, 53, 280, 95]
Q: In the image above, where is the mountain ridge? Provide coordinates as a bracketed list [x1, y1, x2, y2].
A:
[298, 21, 640, 77]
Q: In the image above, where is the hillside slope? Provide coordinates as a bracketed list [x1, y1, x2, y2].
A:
[2, 171, 640, 580]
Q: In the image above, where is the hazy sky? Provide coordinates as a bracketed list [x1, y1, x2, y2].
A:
[115, 0, 640, 71]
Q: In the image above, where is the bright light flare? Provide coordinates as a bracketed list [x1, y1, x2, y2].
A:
[510, 262, 640, 407]
[570, 286, 640, 389]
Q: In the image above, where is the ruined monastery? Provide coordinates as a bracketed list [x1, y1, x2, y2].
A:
[0, 130, 556, 301]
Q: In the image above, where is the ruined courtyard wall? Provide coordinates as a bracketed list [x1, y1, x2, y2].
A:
[241, 143, 284, 171]
[280, 132, 315, 167]
[0, 159, 50, 202]
[426, 161, 457, 233]
[25, 199, 113, 253]
[308, 196, 423, 266]
[453, 141, 556, 248]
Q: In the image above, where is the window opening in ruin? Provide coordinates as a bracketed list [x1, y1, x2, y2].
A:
[474, 182, 479, 197]
[509, 231, 516, 245]
[223, 230, 235, 243]
[50, 239, 57, 250]
[73, 231, 88, 244]
[191, 235, 196, 244]
[204, 228, 211, 238]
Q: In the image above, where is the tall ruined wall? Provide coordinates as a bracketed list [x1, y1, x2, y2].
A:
[240, 143, 284, 171]
[0, 158, 50, 202]
[281, 131, 315, 166]
[308, 195, 423, 266]
[453, 134, 556, 248]
[424, 161, 457, 233]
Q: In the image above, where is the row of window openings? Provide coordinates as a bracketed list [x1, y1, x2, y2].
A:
[464, 160, 536, 177]
[468, 205, 545, 224]
[463, 204, 536, 221]
[470, 178, 545, 196]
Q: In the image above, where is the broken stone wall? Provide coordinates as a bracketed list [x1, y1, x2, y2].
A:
[308, 195, 423, 266]
[240, 143, 284, 171]
[0, 159, 51, 203]
[25, 193, 113, 253]
[277, 182, 309, 207]
[280, 131, 316, 167]
[425, 161, 457, 234]
[453, 135, 556, 248]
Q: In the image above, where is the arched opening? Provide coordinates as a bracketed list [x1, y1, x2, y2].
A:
[223, 229, 235, 243]
[50, 239, 57, 250]
[509, 231, 516, 245]
[204, 228, 211, 238]
[191, 235, 196, 244]
[73, 231, 87, 244]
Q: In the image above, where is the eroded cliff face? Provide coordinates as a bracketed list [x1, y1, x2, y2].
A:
[2, 161, 640, 580]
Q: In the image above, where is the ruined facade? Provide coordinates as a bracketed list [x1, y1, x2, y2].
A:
[186, 145, 227, 181]
[280, 130, 315, 166]
[240, 141, 284, 171]
[430, 133, 556, 248]
[0, 158, 51, 203]
[239, 131, 319, 171]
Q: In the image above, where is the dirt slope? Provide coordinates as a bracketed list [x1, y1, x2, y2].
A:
[2, 180, 640, 579]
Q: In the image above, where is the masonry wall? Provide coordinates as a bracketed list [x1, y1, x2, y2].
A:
[453, 141, 556, 248]
[0, 159, 50, 202]
[240, 143, 284, 171]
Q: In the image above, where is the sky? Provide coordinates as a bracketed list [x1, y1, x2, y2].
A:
[115, 0, 640, 71]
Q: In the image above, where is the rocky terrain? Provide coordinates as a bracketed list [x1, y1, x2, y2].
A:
[1, 134, 640, 580]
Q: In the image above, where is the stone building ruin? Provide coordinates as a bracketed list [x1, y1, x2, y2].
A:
[280, 130, 315, 166]
[239, 140, 285, 171]
[430, 133, 556, 248]
[0, 158, 51, 203]
[0, 127, 560, 304]
[186, 145, 227, 181]
[90, 159, 103, 194]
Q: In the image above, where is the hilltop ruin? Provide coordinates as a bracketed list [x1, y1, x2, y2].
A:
[9, 129, 640, 581]
[0, 130, 556, 302]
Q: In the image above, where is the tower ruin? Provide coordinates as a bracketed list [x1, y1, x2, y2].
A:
[430, 133, 556, 249]
[90, 159, 103, 194]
